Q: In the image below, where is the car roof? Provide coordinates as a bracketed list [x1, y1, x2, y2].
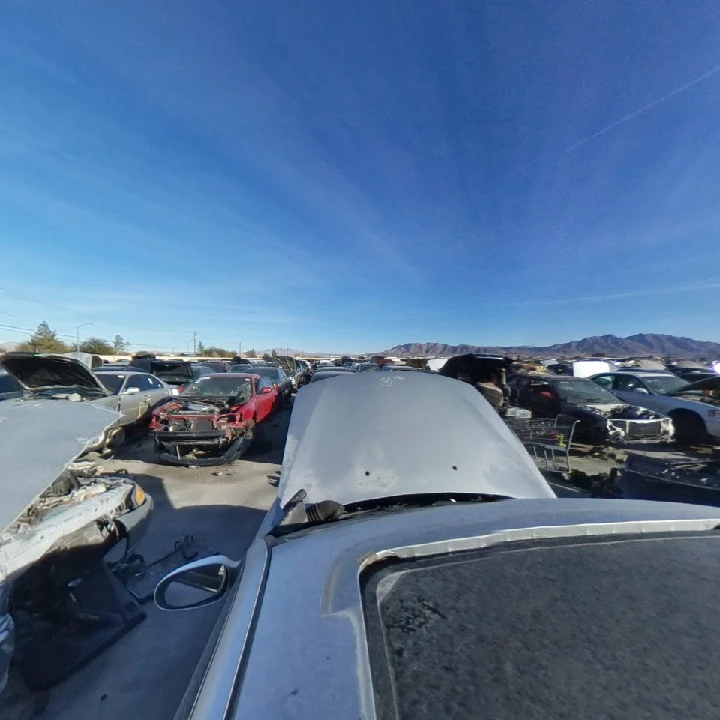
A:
[94, 368, 150, 376]
[233, 498, 720, 720]
[606, 370, 674, 377]
[278, 372, 554, 508]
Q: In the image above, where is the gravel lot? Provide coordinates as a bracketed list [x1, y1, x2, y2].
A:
[4, 406, 290, 720]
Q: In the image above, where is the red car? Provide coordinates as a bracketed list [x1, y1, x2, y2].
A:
[149, 373, 277, 466]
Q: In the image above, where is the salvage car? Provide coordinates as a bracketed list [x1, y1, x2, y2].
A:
[510, 373, 674, 444]
[1, 354, 173, 448]
[153, 372, 720, 720]
[592, 371, 720, 443]
[150, 373, 277, 466]
[0, 401, 152, 692]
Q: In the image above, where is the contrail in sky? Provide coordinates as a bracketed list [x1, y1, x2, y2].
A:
[514, 62, 720, 173]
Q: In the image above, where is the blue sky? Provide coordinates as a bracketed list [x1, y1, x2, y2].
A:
[1, 1, 719, 353]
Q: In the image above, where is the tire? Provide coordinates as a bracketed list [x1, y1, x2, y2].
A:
[669, 410, 707, 445]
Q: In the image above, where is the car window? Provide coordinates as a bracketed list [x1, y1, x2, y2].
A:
[146, 375, 164, 389]
[613, 375, 644, 392]
[593, 374, 614, 389]
[126, 374, 154, 392]
[95, 373, 125, 394]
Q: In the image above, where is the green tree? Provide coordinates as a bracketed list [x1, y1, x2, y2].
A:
[262, 353, 272, 362]
[17, 321, 70, 353]
[113, 335, 129, 354]
[197, 340, 206, 355]
[245, 349, 257, 358]
[204, 346, 231, 357]
[80, 337, 114, 354]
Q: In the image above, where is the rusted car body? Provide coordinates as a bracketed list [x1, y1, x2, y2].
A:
[149, 373, 277, 466]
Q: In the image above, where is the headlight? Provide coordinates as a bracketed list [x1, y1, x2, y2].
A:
[132, 485, 147, 506]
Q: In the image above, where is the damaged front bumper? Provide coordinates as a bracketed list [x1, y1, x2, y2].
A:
[153, 429, 254, 466]
[606, 417, 675, 444]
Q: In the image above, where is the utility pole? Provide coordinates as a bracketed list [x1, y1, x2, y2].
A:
[76, 322, 93, 351]
[193, 331, 197, 355]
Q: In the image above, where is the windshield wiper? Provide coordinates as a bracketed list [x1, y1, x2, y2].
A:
[271, 492, 506, 537]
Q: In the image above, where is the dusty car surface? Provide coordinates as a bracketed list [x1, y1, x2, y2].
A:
[591, 371, 720, 443]
[1, 353, 172, 448]
[511, 373, 674, 444]
[0, 401, 152, 692]
[150, 373, 277, 466]
[154, 373, 720, 720]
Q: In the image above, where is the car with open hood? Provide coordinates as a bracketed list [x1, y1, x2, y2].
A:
[0, 400, 152, 693]
[149, 373, 278, 466]
[510, 373, 674, 445]
[152, 372, 720, 720]
[0, 353, 173, 449]
[591, 370, 720, 443]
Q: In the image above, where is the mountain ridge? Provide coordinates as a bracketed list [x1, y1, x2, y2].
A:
[383, 334, 720, 359]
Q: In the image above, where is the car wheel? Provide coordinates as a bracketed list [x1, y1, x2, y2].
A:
[669, 410, 707, 445]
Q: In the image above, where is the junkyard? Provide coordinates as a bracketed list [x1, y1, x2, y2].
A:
[2, 347, 720, 720]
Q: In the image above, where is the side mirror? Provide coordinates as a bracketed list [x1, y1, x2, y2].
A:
[634, 387, 649, 394]
[123, 387, 141, 395]
[154, 555, 241, 611]
[261, 387, 273, 394]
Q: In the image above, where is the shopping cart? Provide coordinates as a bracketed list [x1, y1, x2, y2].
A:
[504, 415, 579, 472]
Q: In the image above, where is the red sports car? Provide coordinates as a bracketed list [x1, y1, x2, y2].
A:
[149, 373, 277, 466]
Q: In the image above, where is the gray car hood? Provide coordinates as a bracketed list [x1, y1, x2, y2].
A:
[0, 400, 121, 533]
[278, 372, 555, 508]
[0, 353, 109, 396]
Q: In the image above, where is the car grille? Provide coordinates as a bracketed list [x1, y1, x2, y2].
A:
[626, 421, 662, 438]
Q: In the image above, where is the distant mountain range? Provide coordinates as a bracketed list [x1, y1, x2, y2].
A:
[384, 334, 720, 360]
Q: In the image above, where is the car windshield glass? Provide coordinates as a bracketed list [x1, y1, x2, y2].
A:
[644, 375, 690, 394]
[95, 374, 125, 394]
[555, 379, 618, 404]
[180, 376, 252, 398]
[247, 367, 279, 379]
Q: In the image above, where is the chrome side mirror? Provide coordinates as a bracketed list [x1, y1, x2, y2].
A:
[154, 554, 241, 611]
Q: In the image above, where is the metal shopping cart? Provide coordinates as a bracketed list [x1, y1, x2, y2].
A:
[504, 415, 579, 472]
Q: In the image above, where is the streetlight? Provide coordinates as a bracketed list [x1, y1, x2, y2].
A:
[76, 322, 93, 351]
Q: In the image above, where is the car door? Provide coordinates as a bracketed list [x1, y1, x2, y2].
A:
[254, 377, 276, 421]
[144, 373, 171, 409]
[118, 374, 154, 424]
[610, 374, 663, 412]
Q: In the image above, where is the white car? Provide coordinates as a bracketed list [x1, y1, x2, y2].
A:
[591, 371, 720, 443]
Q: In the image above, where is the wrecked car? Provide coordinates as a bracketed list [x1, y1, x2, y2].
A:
[510, 374, 674, 444]
[591, 371, 720, 444]
[150, 373, 277, 466]
[128, 356, 211, 391]
[0, 353, 172, 449]
[151, 372, 720, 720]
[0, 401, 152, 691]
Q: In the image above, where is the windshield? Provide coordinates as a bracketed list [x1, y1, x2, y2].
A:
[554, 379, 620, 404]
[247, 367, 280, 380]
[644, 375, 690, 394]
[95, 374, 125, 394]
[180, 376, 252, 399]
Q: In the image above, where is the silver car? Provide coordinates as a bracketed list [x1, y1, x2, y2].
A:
[1, 354, 172, 447]
[155, 372, 720, 719]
